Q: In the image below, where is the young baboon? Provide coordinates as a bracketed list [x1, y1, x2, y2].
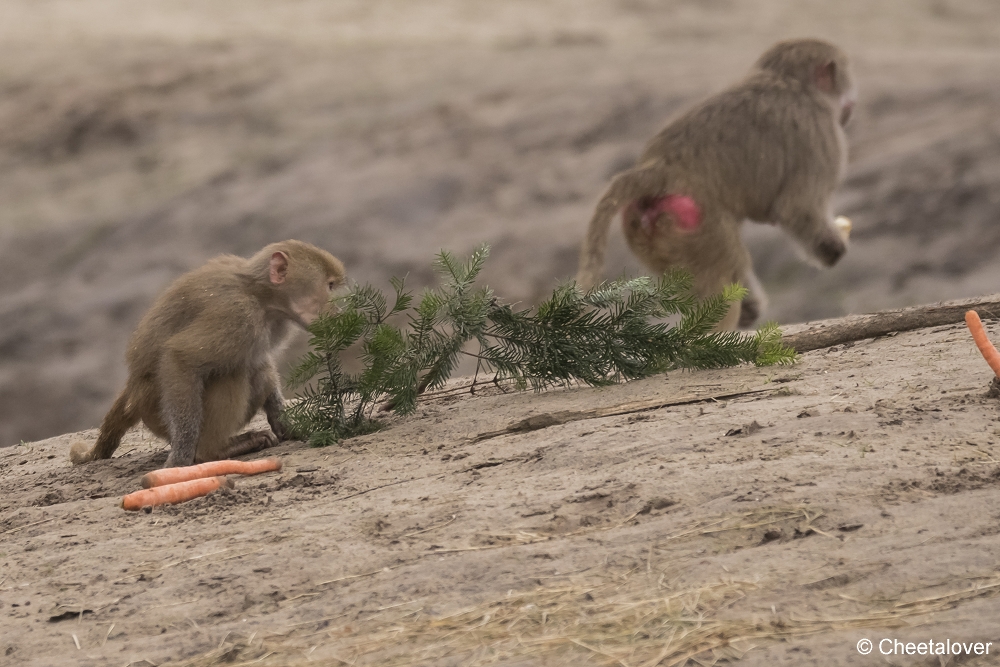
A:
[577, 38, 858, 330]
[69, 240, 346, 468]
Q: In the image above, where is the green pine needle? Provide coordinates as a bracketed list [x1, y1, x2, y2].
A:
[281, 244, 796, 444]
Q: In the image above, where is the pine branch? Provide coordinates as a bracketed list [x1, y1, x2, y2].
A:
[282, 244, 796, 444]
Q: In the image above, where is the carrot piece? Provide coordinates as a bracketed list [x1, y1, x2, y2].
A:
[121, 476, 233, 511]
[140, 458, 282, 489]
[965, 310, 1000, 377]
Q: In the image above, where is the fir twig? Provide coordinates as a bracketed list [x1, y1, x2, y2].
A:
[282, 244, 795, 444]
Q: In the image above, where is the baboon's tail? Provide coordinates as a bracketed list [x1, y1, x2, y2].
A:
[576, 159, 667, 290]
[69, 388, 138, 464]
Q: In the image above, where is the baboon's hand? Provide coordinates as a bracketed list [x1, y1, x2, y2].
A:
[268, 415, 291, 442]
[815, 234, 847, 267]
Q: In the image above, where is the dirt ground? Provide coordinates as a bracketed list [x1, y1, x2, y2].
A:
[5, 308, 1000, 666]
[5, 3, 1000, 665]
[2, 1, 1000, 445]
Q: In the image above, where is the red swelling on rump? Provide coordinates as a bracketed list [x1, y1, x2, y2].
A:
[629, 194, 703, 237]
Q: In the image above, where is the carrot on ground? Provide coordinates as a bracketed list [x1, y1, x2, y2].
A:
[965, 310, 1000, 377]
[122, 476, 233, 511]
[140, 457, 282, 489]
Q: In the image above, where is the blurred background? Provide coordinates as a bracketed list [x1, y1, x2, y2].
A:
[2, 0, 999, 446]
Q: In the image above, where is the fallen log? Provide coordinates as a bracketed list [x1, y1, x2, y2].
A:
[780, 294, 1000, 353]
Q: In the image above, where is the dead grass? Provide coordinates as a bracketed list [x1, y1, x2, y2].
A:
[165, 507, 1000, 667]
[171, 572, 1000, 667]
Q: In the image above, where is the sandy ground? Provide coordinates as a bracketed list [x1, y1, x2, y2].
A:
[2, 1, 1000, 445]
[4, 5, 1000, 663]
[4, 311, 1000, 666]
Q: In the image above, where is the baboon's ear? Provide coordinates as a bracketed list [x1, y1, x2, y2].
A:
[269, 251, 289, 285]
[815, 61, 836, 93]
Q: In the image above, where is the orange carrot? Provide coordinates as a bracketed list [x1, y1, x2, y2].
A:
[121, 476, 233, 511]
[965, 310, 1000, 377]
[140, 458, 282, 489]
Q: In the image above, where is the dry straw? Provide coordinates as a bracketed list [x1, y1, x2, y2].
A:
[171, 573, 1000, 667]
[165, 507, 1000, 667]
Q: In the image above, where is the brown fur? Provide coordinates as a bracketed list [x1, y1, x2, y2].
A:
[69, 240, 346, 468]
[577, 38, 857, 330]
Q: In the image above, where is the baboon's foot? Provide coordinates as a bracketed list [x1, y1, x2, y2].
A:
[738, 297, 762, 329]
[224, 430, 279, 458]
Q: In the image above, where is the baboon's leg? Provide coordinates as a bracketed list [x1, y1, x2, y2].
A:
[682, 213, 752, 333]
[191, 374, 251, 464]
[737, 264, 768, 329]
